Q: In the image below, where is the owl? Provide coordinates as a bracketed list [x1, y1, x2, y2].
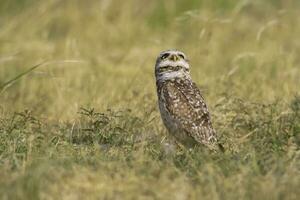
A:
[155, 49, 223, 152]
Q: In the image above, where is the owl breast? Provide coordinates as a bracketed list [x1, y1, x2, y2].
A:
[157, 78, 200, 146]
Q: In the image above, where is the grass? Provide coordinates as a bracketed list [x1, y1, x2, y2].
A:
[0, 0, 300, 199]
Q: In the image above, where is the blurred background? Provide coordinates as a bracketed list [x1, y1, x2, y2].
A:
[1, 0, 299, 119]
[0, 1, 300, 199]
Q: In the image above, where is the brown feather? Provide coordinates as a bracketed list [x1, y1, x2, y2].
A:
[157, 78, 221, 150]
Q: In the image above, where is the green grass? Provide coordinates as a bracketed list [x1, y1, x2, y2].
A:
[0, 0, 300, 199]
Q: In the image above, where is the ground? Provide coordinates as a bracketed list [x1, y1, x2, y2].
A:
[0, 0, 299, 199]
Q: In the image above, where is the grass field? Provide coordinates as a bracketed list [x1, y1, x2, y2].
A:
[0, 0, 300, 199]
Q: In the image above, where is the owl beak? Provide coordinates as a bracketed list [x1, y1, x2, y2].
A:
[169, 54, 179, 62]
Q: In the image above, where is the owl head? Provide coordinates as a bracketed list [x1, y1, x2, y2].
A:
[155, 49, 191, 82]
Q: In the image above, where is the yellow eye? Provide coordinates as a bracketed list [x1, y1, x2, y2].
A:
[178, 54, 185, 59]
[161, 53, 169, 60]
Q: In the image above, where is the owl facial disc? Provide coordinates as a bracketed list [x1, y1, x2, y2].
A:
[155, 49, 190, 82]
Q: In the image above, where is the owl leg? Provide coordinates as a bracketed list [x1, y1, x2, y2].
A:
[160, 135, 177, 156]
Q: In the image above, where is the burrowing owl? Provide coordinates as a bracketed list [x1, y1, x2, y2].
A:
[155, 49, 223, 151]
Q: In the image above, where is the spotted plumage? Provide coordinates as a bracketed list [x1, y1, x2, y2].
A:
[155, 49, 223, 151]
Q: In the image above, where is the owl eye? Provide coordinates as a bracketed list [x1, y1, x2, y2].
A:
[161, 53, 170, 60]
[178, 54, 185, 59]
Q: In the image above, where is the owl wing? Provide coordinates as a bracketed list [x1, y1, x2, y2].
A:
[163, 80, 220, 148]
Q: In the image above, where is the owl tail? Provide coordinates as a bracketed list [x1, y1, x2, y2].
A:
[207, 136, 225, 153]
[206, 142, 225, 153]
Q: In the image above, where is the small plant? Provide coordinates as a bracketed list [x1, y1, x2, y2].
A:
[73, 107, 146, 146]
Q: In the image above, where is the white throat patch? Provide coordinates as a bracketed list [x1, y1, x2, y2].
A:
[156, 70, 190, 82]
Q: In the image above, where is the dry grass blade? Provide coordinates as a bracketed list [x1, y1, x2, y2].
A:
[0, 61, 46, 94]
